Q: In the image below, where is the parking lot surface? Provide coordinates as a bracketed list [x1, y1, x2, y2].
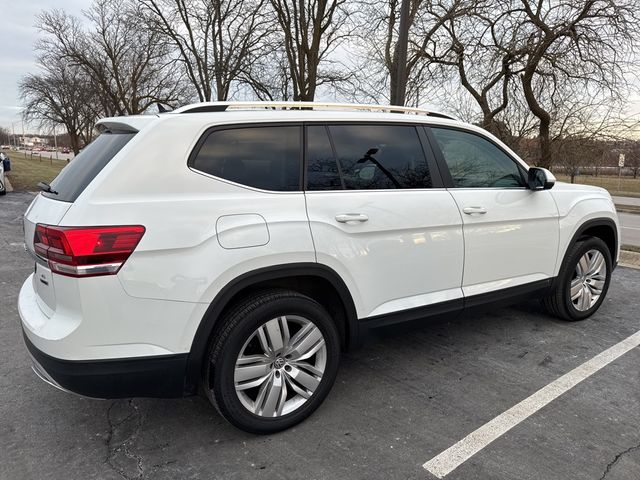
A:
[2, 191, 639, 480]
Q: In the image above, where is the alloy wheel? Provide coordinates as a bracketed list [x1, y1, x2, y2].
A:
[570, 249, 607, 312]
[233, 315, 327, 417]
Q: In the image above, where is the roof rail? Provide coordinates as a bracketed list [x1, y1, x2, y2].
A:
[172, 101, 455, 120]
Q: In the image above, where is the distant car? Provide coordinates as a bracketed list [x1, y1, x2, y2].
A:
[62, 148, 70, 154]
[0, 152, 7, 196]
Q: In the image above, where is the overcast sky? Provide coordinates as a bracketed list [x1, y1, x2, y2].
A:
[0, 0, 88, 131]
[1, 0, 639, 135]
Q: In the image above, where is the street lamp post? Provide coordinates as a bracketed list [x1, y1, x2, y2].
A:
[392, 0, 410, 107]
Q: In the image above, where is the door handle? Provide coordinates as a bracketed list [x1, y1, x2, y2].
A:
[335, 213, 369, 223]
[462, 206, 487, 215]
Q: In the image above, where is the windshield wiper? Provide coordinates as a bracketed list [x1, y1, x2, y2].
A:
[37, 181, 58, 195]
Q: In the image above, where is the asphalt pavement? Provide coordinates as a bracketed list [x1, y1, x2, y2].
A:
[1, 192, 639, 480]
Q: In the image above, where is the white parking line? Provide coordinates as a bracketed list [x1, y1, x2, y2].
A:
[423, 330, 640, 478]
[622, 226, 640, 230]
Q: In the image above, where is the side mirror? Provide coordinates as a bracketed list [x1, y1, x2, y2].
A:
[527, 167, 555, 190]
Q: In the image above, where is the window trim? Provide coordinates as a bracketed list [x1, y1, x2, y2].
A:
[424, 125, 529, 189]
[302, 121, 445, 191]
[187, 122, 304, 192]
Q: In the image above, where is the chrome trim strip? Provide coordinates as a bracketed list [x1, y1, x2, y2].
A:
[29, 355, 73, 394]
[25, 246, 48, 267]
[28, 352, 104, 399]
[49, 261, 122, 276]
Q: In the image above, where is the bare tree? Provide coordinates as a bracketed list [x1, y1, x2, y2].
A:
[140, 0, 271, 102]
[628, 142, 640, 179]
[553, 136, 605, 183]
[239, 47, 295, 100]
[348, 0, 473, 107]
[393, 0, 476, 105]
[38, 0, 185, 116]
[513, 0, 639, 168]
[431, 3, 527, 137]
[547, 84, 638, 179]
[20, 59, 98, 154]
[0, 127, 10, 146]
[268, 0, 351, 101]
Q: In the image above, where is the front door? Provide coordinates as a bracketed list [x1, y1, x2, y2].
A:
[428, 126, 559, 298]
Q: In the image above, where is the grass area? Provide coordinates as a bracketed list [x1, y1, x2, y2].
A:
[555, 175, 640, 198]
[622, 244, 640, 254]
[4, 151, 67, 192]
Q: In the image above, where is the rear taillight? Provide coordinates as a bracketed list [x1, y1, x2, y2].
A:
[34, 224, 145, 277]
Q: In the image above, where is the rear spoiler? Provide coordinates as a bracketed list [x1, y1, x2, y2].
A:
[95, 115, 160, 134]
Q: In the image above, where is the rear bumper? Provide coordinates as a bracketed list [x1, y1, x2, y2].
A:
[23, 332, 188, 398]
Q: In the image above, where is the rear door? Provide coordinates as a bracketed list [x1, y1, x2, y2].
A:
[427, 126, 559, 298]
[304, 123, 464, 320]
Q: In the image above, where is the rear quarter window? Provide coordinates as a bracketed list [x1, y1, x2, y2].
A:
[45, 132, 135, 202]
[189, 125, 302, 191]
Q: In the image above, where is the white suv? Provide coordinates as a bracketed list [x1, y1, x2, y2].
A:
[18, 102, 619, 433]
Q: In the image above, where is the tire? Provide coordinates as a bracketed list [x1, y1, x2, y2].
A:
[543, 236, 612, 321]
[204, 289, 340, 434]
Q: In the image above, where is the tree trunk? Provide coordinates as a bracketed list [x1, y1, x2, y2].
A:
[68, 129, 81, 156]
[538, 116, 552, 169]
[522, 67, 553, 168]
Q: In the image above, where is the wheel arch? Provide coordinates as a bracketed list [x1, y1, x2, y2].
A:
[564, 218, 618, 268]
[184, 263, 358, 394]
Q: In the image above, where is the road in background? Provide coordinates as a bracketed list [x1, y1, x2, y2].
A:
[21, 150, 74, 162]
[613, 196, 640, 207]
[619, 212, 640, 246]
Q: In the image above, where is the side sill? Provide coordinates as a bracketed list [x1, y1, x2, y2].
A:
[464, 278, 552, 310]
[23, 331, 188, 399]
[361, 278, 554, 329]
[362, 297, 463, 329]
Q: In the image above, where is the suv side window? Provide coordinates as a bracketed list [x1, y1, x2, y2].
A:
[191, 125, 301, 191]
[430, 127, 525, 188]
[306, 124, 432, 190]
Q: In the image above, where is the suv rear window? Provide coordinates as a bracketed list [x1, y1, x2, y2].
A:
[190, 126, 302, 191]
[44, 132, 135, 202]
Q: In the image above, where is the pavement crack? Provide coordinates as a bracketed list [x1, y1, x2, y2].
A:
[598, 441, 640, 480]
[105, 399, 145, 480]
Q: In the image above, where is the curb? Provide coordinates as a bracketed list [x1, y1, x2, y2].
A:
[619, 250, 640, 270]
